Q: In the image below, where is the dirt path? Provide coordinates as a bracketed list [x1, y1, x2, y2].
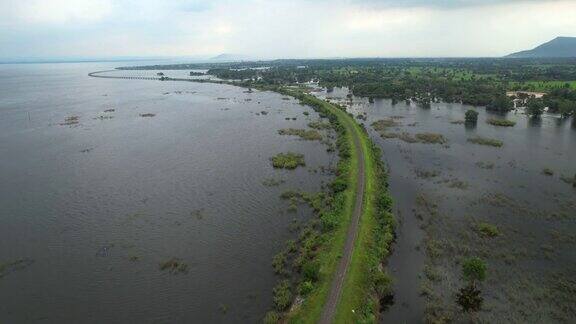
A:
[319, 122, 366, 324]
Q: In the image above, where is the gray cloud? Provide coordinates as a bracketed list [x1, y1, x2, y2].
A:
[0, 0, 574, 59]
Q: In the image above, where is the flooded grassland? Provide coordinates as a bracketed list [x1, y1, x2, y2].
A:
[318, 87, 576, 323]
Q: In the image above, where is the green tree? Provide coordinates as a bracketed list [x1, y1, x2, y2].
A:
[487, 95, 513, 112]
[465, 109, 479, 124]
[558, 100, 576, 118]
[526, 98, 544, 118]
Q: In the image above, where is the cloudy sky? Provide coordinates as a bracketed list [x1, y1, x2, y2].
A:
[1, 0, 575, 59]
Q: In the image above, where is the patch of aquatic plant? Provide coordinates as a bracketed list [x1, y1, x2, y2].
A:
[128, 255, 140, 262]
[94, 115, 114, 120]
[308, 120, 332, 129]
[140, 113, 156, 117]
[103, 108, 115, 113]
[384, 132, 419, 143]
[415, 133, 447, 144]
[468, 136, 503, 147]
[415, 169, 441, 179]
[271, 152, 305, 169]
[424, 265, 443, 282]
[475, 222, 500, 238]
[278, 128, 322, 141]
[0, 258, 34, 278]
[487, 118, 516, 127]
[60, 116, 79, 126]
[159, 258, 189, 274]
[450, 120, 465, 125]
[447, 179, 468, 190]
[371, 118, 399, 132]
[280, 190, 327, 213]
[262, 177, 286, 187]
[542, 168, 554, 176]
[476, 161, 495, 169]
[190, 209, 204, 220]
[559, 174, 576, 187]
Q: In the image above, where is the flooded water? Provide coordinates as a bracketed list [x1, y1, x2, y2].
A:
[0, 63, 335, 323]
[319, 88, 576, 323]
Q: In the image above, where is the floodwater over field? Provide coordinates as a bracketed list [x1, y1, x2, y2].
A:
[319, 88, 576, 323]
[0, 63, 336, 323]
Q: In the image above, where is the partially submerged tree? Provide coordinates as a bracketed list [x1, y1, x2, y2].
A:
[456, 284, 483, 313]
[526, 98, 544, 118]
[465, 110, 479, 124]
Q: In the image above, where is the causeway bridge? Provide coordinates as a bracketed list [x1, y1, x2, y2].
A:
[88, 70, 214, 83]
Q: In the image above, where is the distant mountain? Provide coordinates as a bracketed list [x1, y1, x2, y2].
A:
[210, 53, 250, 61]
[507, 37, 576, 58]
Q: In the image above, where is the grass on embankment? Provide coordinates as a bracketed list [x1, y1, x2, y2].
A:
[335, 111, 394, 323]
[276, 90, 394, 324]
[279, 91, 360, 324]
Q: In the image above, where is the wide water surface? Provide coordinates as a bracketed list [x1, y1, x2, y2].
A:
[0, 63, 335, 323]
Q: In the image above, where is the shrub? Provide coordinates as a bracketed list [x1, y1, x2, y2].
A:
[302, 260, 320, 282]
[330, 177, 348, 192]
[272, 252, 287, 275]
[542, 168, 554, 176]
[263, 311, 281, 324]
[464, 110, 479, 123]
[456, 284, 483, 313]
[462, 257, 487, 284]
[373, 270, 392, 296]
[273, 280, 293, 311]
[297, 281, 314, 296]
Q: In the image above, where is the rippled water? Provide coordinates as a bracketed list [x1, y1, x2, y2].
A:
[0, 63, 335, 323]
[319, 87, 576, 322]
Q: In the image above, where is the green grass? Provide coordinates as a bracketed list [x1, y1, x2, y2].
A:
[335, 121, 394, 323]
[269, 92, 394, 324]
[283, 94, 360, 324]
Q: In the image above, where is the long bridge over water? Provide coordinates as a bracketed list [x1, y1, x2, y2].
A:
[88, 70, 214, 83]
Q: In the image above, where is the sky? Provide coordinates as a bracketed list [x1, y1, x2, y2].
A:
[1, 0, 575, 60]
